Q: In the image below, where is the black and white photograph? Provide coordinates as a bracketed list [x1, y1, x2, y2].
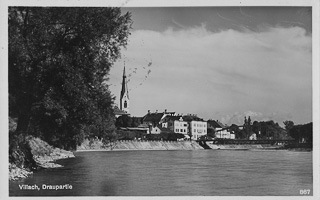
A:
[1, 0, 319, 198]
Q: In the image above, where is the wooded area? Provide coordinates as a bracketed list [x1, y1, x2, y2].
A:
[9, 7, 132, 150]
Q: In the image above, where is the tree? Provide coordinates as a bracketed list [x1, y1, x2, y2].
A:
[188, 125, 193, 141]
[207, 128, 215, 138]
[252, 120, 290, 140]
[243, 116, 252, 139]
[283, 120, 294, 132]
[131, 117, 142, 127]
[288, 122, 312, 143]
[9, 7, 132, 149]
[115, 115, 133, 127]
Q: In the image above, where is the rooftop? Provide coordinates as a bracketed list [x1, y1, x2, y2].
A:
[207, 120, 226, 128]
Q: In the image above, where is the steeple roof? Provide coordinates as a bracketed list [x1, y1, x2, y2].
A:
[120, 66, 129, 99]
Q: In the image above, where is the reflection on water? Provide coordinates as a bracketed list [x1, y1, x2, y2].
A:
[10, 150, 312, 196]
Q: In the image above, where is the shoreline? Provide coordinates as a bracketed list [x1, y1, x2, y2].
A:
[11, 140, 311, 181]
[9, 137, 75, 181]
[76, 140, 203, 151]
[75, 148, 201, 152]
[76, 139, 313, 152]
[75, 147, 304, 152]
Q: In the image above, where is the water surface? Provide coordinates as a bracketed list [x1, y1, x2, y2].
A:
[9, 150, 313, 196]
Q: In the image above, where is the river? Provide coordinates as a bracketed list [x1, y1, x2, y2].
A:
[9, 149, 313, 196]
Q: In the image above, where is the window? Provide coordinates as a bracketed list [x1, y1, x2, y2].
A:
[124, 100, 127, 108]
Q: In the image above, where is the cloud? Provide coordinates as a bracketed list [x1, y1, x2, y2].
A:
[109, 25, 312, 124]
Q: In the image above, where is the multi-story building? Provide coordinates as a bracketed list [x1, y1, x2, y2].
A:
[174, 118, 188, 134]
[162, 115, 188, 135]
[183, 115, 207, 140]
[207, 120, 234, 139]
[142, 109, 176, 134]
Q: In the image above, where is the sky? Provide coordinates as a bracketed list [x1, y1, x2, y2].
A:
[108, 7, 312, 126]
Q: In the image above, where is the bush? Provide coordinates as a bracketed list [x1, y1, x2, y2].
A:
[9, 131, 36, 170]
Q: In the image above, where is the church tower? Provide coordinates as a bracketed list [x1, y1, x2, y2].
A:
[120, 65, 130, 114]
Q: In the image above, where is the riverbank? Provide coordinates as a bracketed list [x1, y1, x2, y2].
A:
[9, 136, 74, 181]
[76, 139, 290, 152]
[76, 139, 203, 151]
[206, 143, 284, 150]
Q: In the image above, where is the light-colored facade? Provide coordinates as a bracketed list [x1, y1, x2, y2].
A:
[215, 129, 235, 139]
[150, 126, 161, 134]
[249, 133, 257, 140]
[190, 121, 207, 140]
[173, 118, 188, 134]
[143, 110, 176, 134]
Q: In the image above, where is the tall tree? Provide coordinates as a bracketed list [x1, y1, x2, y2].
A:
[283, 120, 294, 132]
[9, 7, 132, 149]
[287, 122, 312, 143]
[243, 116, 252, 139]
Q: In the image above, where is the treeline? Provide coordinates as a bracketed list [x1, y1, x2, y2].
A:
[115, 115, 143, 128]
[229, 119, 312, 142]
[9, 7, 132, 150]
[284, 121, 312, 143]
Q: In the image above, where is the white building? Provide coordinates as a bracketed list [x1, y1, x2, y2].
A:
[216, 129, 235, 139]
[183, 115, 207, 140]
[173, 117, 188, 134]
[142, 110, 176, 134]
[161, 115, 187, 135]
[190, 121, 207, 140]
[207, 120, 234, 139]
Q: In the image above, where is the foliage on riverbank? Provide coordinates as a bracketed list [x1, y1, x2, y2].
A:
[9, 119, 74, 181]
[284, 121, 312, 143]
[9, 7, 132, 150]
[9, 163, 33, 181]
[9, 134, 75, 181]
[9, 7, 132, 179]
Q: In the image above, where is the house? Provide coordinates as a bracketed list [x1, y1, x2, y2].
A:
[162, 115, 188, 135]
[216, 128, 235, 139]
[207, 120, 235, 139]
[150, 126, 162, 134]
[249, 133, 257, 140]
[142, 109, 176, 134]
[183, 114, 207, 140]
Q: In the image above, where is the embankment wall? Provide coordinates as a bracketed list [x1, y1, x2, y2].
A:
[206, 142, 282, 150]
[77, 139, 203, 151]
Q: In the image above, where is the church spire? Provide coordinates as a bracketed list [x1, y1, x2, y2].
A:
[120, 62, 129, 113]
